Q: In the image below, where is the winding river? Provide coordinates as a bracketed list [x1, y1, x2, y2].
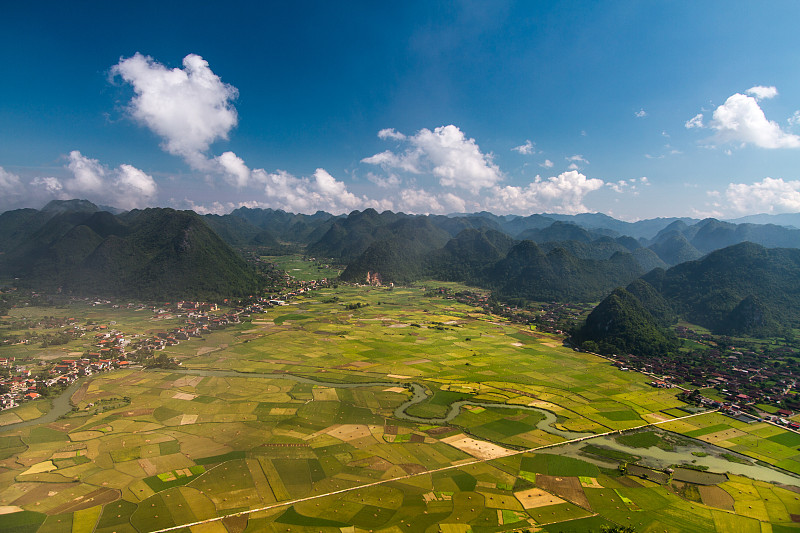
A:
[2, 368, 798, 486]
[0, 378, 84, 431]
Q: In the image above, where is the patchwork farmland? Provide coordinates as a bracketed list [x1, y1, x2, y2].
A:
[1, 285, 800, 532]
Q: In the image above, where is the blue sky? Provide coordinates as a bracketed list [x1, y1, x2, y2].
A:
[1, 1, 800, 219]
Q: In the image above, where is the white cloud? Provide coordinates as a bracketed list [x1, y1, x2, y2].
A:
[377, 128, 406, 141]
[635, 109, 647, 118]
[724, 177, 800, 214]
[440, 192, 467, 213]
[3, 154, 156, 212]
[539, 159, 554, 168]
[710, 92, 800, 148]
[398, 188, 444, 213]
[250, 167, 389, 214]
[31, 176, 65, 196]
[366, 172, 401, 188]
[0, 167, 23, 196]
[214, 151, 251, 188]
[361, 149, 422, 174]
[687, 89, 800, 149]
[685, 113, 704, 129]
[484, 171, 604, 214]
[62, 151, 157, 209]
[362, 124, 502, 194]
[607, 180, 628, 193]
[789, 111, 800, 127]
[746, 85, 778, 100]
[182, 199, 230, 215]
[394, 189, 470, 214]
[114, 164, 158, 209]
[112, 53, 239, 168]
[567, 154, 589, 164]
[181, 199, 280, 215]
[66, 150, 106, 194]
[606, 176, 649, 194]
[512, 139, 534, 155]
[313, 168, 362, 210]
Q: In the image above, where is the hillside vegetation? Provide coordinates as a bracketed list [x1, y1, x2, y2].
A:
[0, 201, 262, 299]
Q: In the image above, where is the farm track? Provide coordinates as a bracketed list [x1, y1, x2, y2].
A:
[151, 408, 718, 533]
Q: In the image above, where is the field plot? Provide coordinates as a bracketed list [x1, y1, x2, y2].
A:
[0, 285, 798, 531]
[661, 411, 800, 475]
[261, 256, 342, 281]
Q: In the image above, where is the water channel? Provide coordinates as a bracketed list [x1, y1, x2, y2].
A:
[0, 378, 84, 431]
[2, 368, 798, 486]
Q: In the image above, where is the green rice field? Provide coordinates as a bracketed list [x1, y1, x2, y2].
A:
[1, 284, 799, 531]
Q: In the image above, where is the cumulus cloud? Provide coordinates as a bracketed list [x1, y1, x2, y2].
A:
[789, 111, 800, 127]
[724, 177, 800, 214]
[30, 177, 64, 195]
[709, 92, 800, 148]
[249, 167, 389, 214]
[440, 192, 468, 213]
[214, 151, 251, 188]
[183, 199, 273, 215]
[61, 151, 157, 209]
[366, 172, 401, 188]
[114, 164, 158, 208]
[746, 85, 778, 100]
[398, 188, 444, 213]
[540, 159, 554, 168]
[112, 53, 239, 169]
[0, 167, 23, 196]
[0, 167, 30, 212]
[65, 150, 106, 194]
[20, 152, 156, 210]
[685, 113, 704, 129]
[635, 109, 647, 118]
[512, 139, 535, 155]
[686, 88, 800, 149]
[362, 125, 502, 193]
[483, 171, 603, 214]
[393, 189, 470, 214]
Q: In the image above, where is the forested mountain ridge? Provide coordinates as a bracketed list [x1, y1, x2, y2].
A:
[0, 202, 263, 299]
[576, 242, 800, 356]
[573, 287, 680, 356]
[641, 242, 800, 335]
[5, 202, 800, 323]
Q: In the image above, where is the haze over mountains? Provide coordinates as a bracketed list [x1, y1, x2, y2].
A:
[3, 200, 800, 344]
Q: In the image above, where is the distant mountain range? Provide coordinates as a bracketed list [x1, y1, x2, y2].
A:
[3, 201, 800, 341]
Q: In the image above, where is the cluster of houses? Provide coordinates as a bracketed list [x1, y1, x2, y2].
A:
[0, 353, 131, 410]
[609, 334, 799, 416]
[0, 268, 337, 411]
[0, 300, 253, 411]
